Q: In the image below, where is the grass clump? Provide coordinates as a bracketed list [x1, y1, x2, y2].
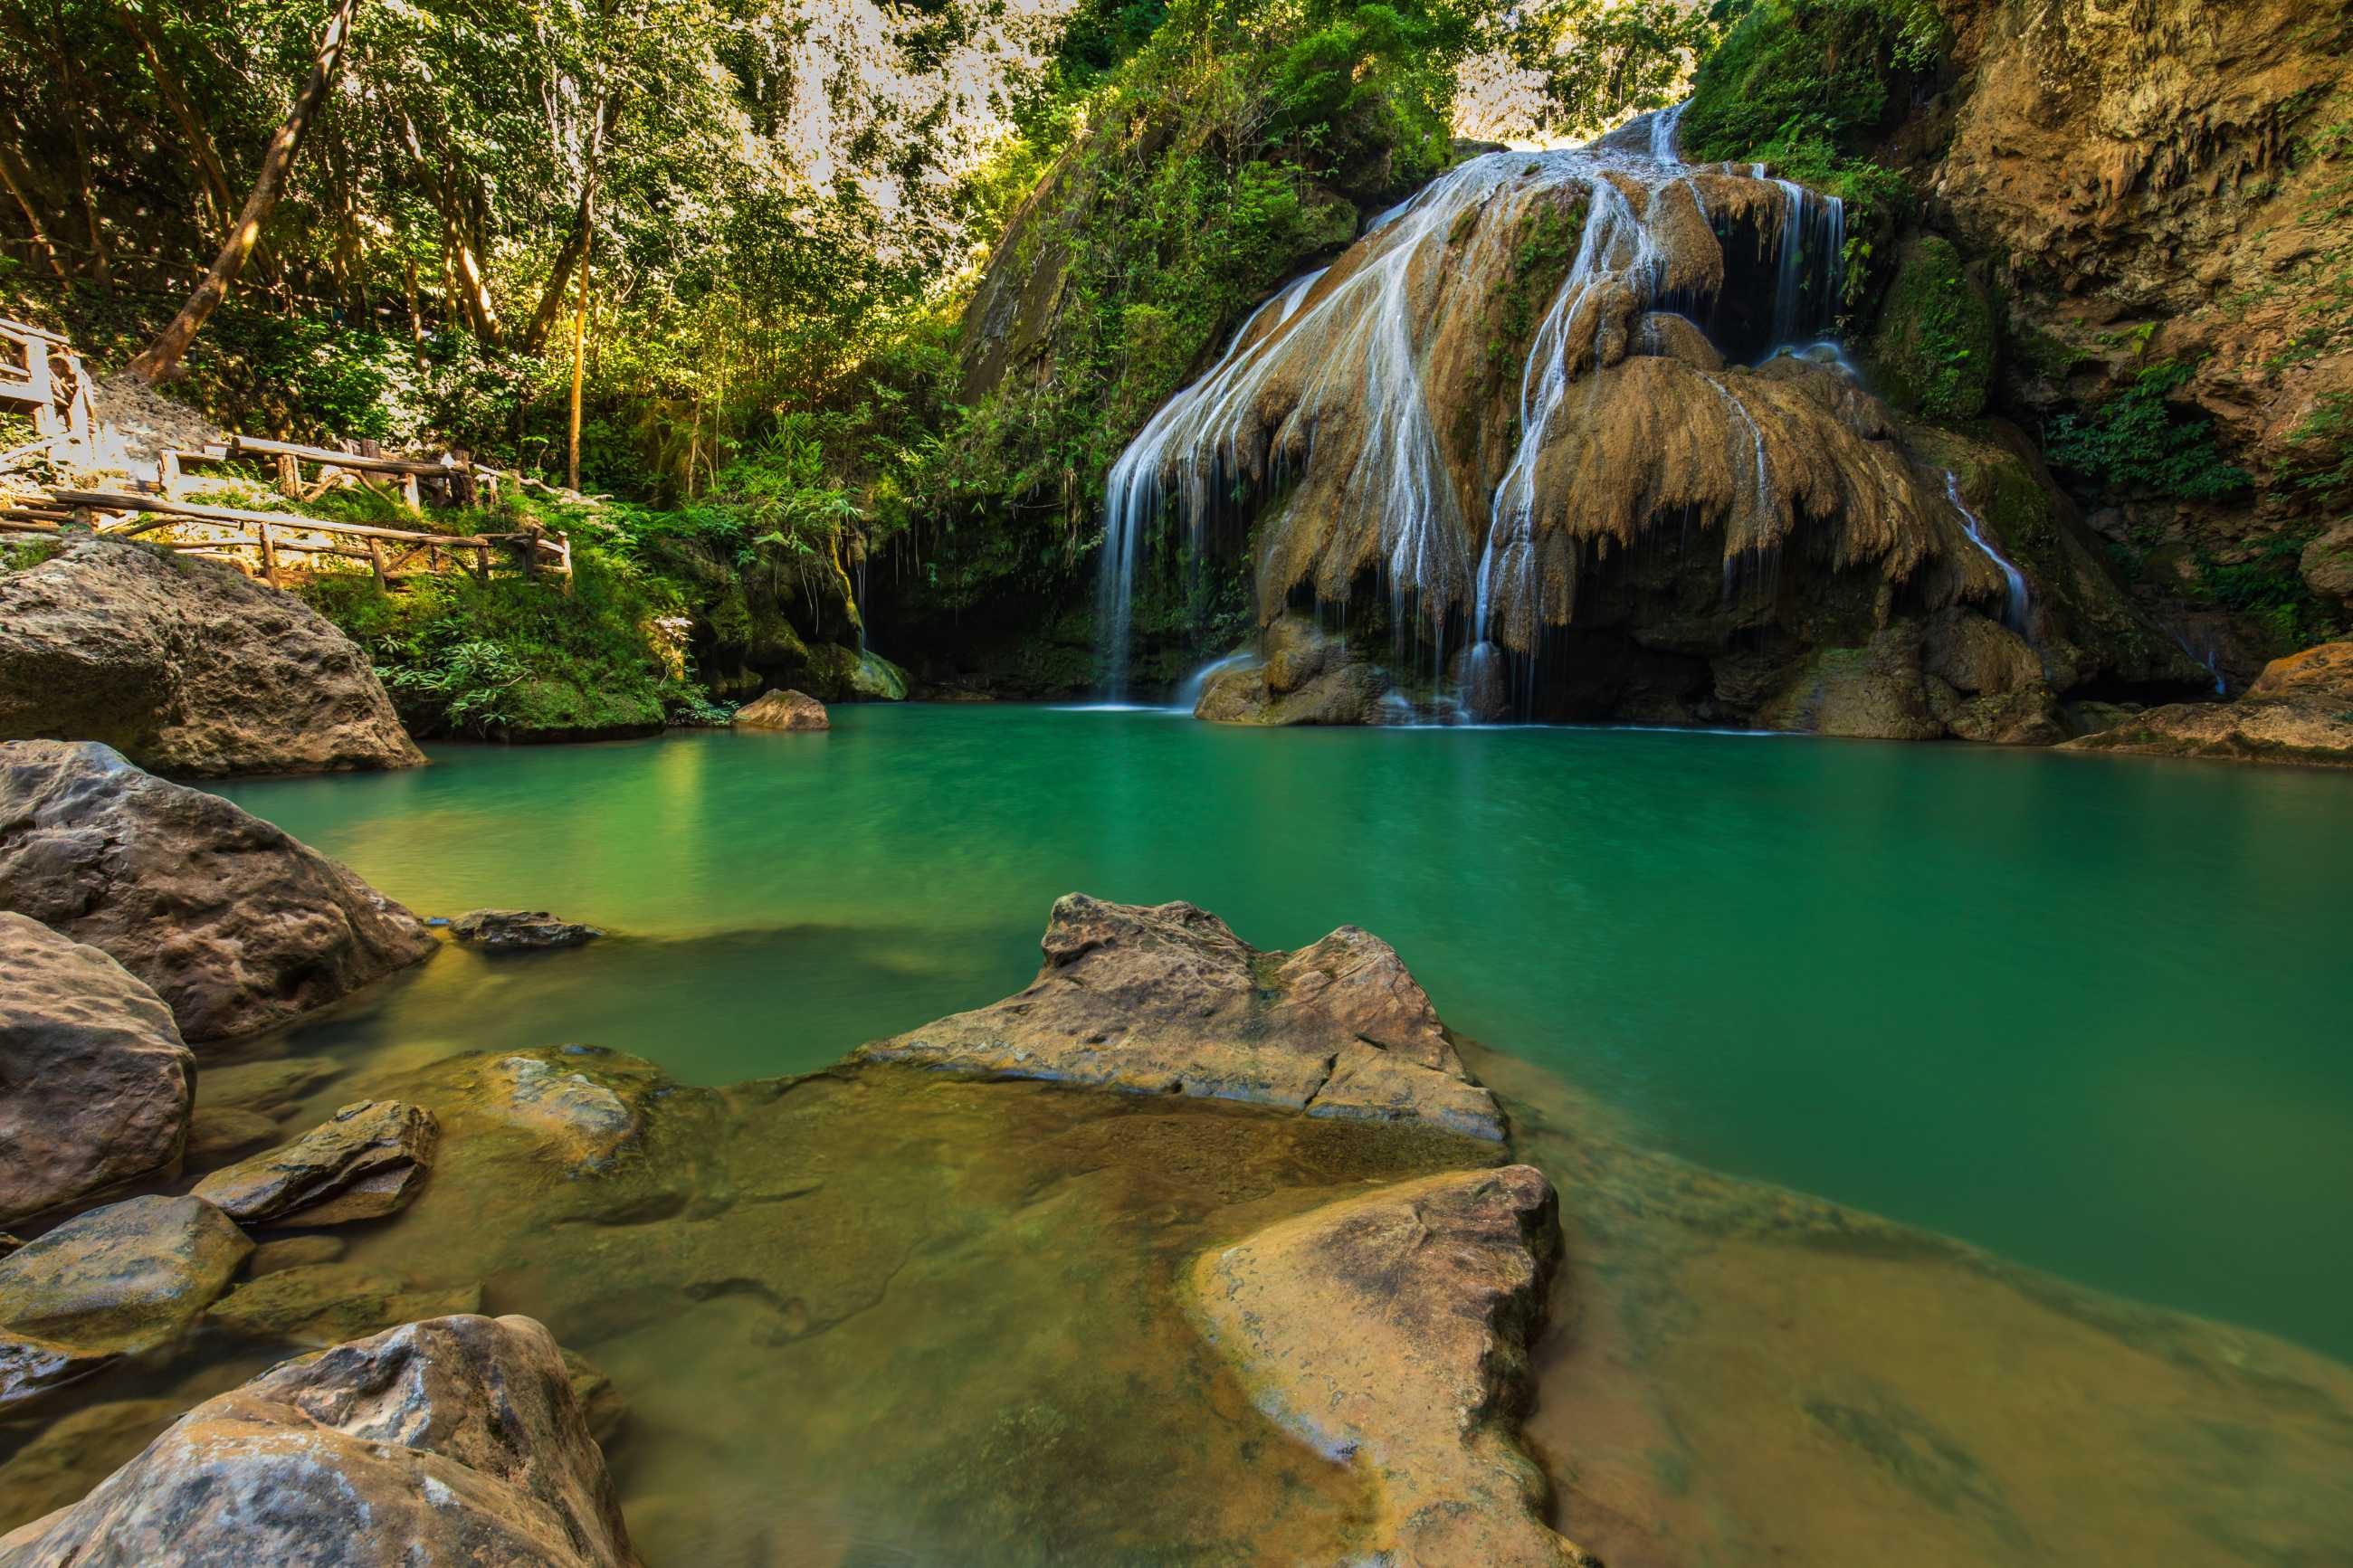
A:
[2043, 363, 2253, 501]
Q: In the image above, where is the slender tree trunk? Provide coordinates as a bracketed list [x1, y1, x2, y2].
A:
[522, 186, 594, 354]
[0, 142, 65, 280]
[567, 203, 592, 491]
[129, 0, 361, 383]
[119, 1, 236, 231]
[403, 256, 427, 370]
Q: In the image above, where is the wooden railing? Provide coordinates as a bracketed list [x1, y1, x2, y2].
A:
[3, 489, 571, 591]
[0, 318, 94, 467]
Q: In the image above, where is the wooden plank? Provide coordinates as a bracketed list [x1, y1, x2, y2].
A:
[229, 434, 452, 477]
[366, 536, 390, 588]
[56, 490, 494, 546]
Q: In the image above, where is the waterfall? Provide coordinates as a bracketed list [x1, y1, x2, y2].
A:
[1087, 101, 1898, 702]
[1941, 471, 2032, 632]
[1170, 649, 1261, 713]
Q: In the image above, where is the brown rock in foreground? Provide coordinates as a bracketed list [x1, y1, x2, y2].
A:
[0, 741, 436, 1041]
[0, 1314, 641, 1568]
[192, 1100, 438, 1227]
[2061, 641, 2353, 767]
[732, 688, 830, 731]
[0, 538, 422, 778]
[1195, 616, 1396, 726]
[0, 916, 193, 1228]
[451, 909, 602, 950]
[857, 894, 1504, 1140]
[1191, 1164, 1586, 1566]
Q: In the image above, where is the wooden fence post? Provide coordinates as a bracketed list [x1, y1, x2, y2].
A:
[276, 451, 300, 497]
[366, 536, 390, 588]
[257, 521, 280, 586]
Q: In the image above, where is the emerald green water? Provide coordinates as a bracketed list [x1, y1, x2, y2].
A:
[221, 706, 2353, 1362]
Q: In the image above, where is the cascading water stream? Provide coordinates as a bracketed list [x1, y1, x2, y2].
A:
[1090, 102, 1866, 706]
[1941, 471, 2033, 633]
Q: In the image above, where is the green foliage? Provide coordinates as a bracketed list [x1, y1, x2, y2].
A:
[0, 538, 63, 572]
[1866, 235, 1993, 421]
[2282, 392, 2353, 514]
[300, 553, 690, 737]
[1510, 0, 1743, 140]
[2043, 364, 2253, 501]
[2191, 531, 2342, 651]
[1487, 197, 1586, 374]
[1681, 0, 1947, 302]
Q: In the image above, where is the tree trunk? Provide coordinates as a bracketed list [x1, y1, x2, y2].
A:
[567, 205, 592, 491]
[128, 0, 361, 383]
[522, 187, 594, 354]
[0, 143, 65, 280]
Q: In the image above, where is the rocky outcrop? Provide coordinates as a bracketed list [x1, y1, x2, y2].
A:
[0, 916, 193, 1227]
[0, 538, 422, 777]
[191, 1100, 438, 1227]
[2062, 641, 2353, 765]
[858, 895, 1504, 1140]
[1195, 615, 1399, 725]
[732, 689, 829, 731]
[1191, 1164, 1586, 1566]
[0, 1196, 249, 1409]
[0, 741, 435, 1041]
[0, 1314, 642, 1568]
[451, 908, 602, 950]
[1920, 0, 2353, 640]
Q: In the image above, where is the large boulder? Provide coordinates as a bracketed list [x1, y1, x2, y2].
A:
[0, 1314, 642, 1568]
[191, 1100, 438, 1227]
[2062, 641, 2353, 766]
[0, 741, 435, 1041]
[731, 689, 829, 731]
[0, 1196, 249, 1410]
[0, 538, 422, 777]
[0, 916, 193, 1227]
[1192, 1164, 1586, 1567]
[858, 894, 1504, 1140]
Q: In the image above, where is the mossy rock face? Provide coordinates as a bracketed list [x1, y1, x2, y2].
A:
[1867, 236, 1995, 422]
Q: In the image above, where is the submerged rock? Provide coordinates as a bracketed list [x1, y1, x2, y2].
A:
[180, 1107, 281, 1167]
[246, 1235, 346, 1276]
[0, 915, 193, 1228]
[1192, 1164, 1586, 1566]
[0, 537, 422, 778]
[0, 1196, 249, 1409]
[2062, 641, 2353, 766]
[192, 1100, 438, 1227]
[0, 1314, 642, 1567]
[452, 908, 604, 950]
[731, 689, 830, 731]
[858, 894, 1504, 1140]
[1195, 615, 1397, 726]
[205, 1262, 480, 1348]
[0, 742, 436, 1042]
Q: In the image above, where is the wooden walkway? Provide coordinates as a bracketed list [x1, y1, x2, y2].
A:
[0, 319, 579, 590]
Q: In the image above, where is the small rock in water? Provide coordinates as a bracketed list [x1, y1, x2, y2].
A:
[0, 1195, 251, 1410]
[245, 1235, 345, 1277]
[196, 1055, 342, 1121]
[205, 1262, 481, 1348]
[732, 688, 830, 731]
[181, 1107, 281, 1167]
[452, 908, 605, 950]
[193, 1100, 438, 1228]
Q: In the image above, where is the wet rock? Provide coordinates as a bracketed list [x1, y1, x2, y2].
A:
[0, 1314, 642, 1567]
[2061, 641, 2353, 767]
[181, 1107, 281, 1166]
[2301, 523, 2353, 610]
[477, 1050, 648, 1170]
[452, 908, 603, 950]
[732, 689, 829, 731]
[1922, 609, 2041, 698]
[246, 1235, 345, 1277]
[0, 1196, 250, 1409]
[1757, 624, 1947, 741]
[0, 742, 435, 1042]
[1196, 617, 1396, 727]
[1192, 1164, 1586, 1566]
[1929, 681, 2071, 746]
[562, 1350, 629, 1447]
[1863, 236, 1995, 422]
[198, 1055, 342, 1119]
[859, 895, 1504, 1140]
[0, 915, 194, 1227]
[0, 537, 422, 777]
[205, 1262, 481, 1348]
[192, 1100, 437, 1227]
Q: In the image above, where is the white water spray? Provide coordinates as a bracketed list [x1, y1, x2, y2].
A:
[1942, 471, 2032, 633]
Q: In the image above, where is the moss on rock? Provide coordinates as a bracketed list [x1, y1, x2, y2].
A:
[1867, 236, 1995, 421]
